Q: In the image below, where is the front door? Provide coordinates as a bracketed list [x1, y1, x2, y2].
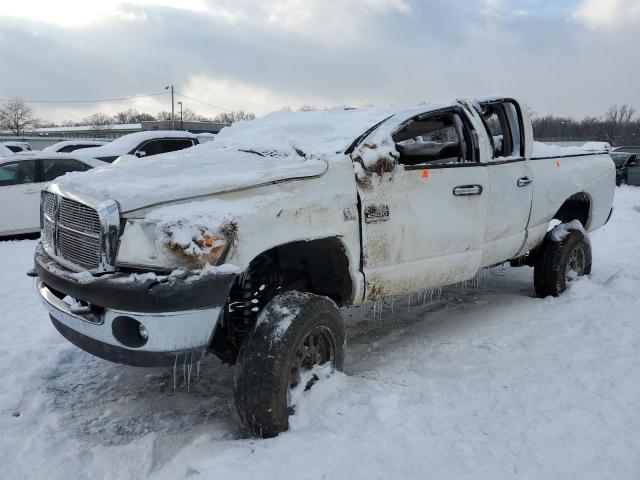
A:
[355, 107, 489, 301]
[0, 159, 42, 235]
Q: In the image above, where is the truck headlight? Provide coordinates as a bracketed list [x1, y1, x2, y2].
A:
[115, 219, 229, 271]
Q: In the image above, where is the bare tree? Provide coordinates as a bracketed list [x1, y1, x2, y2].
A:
[298, 104, 318, 112]
[84, 113, 113, 132]
[0, 97, 39, 135]
[213, 111, 256, 124]
[114, 108, 156, 124]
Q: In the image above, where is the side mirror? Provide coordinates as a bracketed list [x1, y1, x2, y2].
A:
[135, 150, 147, 158]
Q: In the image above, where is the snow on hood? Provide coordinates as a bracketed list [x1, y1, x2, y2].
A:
[54, 144, 328, 213]
[53, 106, 408, 212]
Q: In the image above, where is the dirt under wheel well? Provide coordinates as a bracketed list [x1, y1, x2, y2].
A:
[255, 237, 353, 306]
[209, 238, 353, 364]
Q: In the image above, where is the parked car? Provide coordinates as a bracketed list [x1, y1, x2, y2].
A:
[612, 146, 640, 155]
[2, 141, 33, 153]
[34, 97, 614, 437]
[0, 153, 106, 236]
[42, 140, 108, 154]
[582, 141, 612, 153]
[76, 131, 198, 163]
[612, 151, 640, 185]
[0, 143, 14, 158]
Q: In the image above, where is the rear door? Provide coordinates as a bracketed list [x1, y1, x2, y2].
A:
[0, 159, 42, 234]
[475, 99, 533, 266]
[42, 157, 90, 182]
[626, 156, 640, 185]
[355, 107, 489, 301]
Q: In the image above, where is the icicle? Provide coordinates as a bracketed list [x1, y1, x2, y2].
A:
[183, 355, 187, 387]
[187, 352, 194, 392]
[173, 354, 178, 391]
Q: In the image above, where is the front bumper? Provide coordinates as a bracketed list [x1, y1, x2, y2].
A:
[34, 243, 236, 367]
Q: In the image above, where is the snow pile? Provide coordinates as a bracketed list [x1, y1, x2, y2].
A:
[533, 141, 612, 158]
[532, 141, 593, 157]
[1, 188, 640, 479]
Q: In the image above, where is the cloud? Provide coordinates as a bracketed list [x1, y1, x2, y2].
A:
[0, 0, 638, 123]
[572, 0, 640, 29]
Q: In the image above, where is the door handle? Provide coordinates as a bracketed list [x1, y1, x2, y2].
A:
[517, 177, 533, 187]
[453, 185, 483, 196]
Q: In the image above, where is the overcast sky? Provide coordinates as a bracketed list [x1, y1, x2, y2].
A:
[0, 0, 638, 123]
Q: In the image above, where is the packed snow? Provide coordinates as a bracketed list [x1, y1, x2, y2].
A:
[1, 186, 639, 479]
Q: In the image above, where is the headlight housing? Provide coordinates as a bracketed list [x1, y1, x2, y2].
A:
[115, 218, 228, 271]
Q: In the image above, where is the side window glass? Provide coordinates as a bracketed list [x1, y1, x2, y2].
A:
[393, 112, 474, 166]
[138, 140, 163, 157]
[480, 101, 523, 159]
[42, 158, 88, 182]
[162, 139, 194, 154]
[0, 161, 36, 186]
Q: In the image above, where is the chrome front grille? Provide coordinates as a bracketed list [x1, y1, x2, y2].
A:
[40, 191, 119, 272]
[41, 192, 55, 250]
[58, 228, 101, 269]
[59, 197, 101, 235]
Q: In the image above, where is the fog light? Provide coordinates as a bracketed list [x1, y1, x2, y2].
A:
[112, 316, 148, 348]
[138, 324, 148, 341]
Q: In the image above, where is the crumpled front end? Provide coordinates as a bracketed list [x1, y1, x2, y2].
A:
[35, 243, 236, 367]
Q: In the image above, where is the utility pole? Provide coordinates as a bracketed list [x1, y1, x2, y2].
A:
[178, 101, 183, 130]
[165, 84, 175, 130]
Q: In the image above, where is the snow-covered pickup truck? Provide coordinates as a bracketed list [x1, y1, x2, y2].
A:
[33, 97, 615, 437]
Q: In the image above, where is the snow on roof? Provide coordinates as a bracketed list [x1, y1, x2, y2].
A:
[35, 123, 141, 133]
[212, 105, 416, 156]
[0, 143, 14, 157]
[42, 140, 109, 152]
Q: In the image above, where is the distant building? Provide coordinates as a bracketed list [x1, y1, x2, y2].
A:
[33, 120, 228, 139]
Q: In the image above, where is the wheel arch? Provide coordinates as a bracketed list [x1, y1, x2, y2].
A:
[552, 191, 592, 229]
[243, 236, 355, 306]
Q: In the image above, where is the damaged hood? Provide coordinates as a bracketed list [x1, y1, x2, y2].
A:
[53, 144, 328, 213]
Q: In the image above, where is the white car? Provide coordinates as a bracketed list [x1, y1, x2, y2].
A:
[2, 141, 33, 153]
[42, 140, 108, 154]
[0, 153, 106, 236]
[77, 130, 198, 163]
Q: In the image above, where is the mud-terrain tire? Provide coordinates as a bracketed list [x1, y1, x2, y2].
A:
[233, 291, 345, 438]
[534, 223, 592, 298]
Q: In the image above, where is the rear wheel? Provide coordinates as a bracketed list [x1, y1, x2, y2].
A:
[233, 291, 345, 438]
[534, 223, 592, 298]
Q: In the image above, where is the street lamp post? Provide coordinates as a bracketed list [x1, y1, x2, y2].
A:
[165, 85, 175, 130]
[178, 101, 183, 130]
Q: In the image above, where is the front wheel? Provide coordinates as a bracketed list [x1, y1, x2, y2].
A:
[233, 291, 345, 438]
[534, 222, 592, 298]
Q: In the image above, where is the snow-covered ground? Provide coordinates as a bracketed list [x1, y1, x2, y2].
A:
[1, 187, 639, 480]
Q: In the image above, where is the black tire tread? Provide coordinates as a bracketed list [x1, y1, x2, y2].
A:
[534, 225, 592, 298]
[233, 291, 344, 438]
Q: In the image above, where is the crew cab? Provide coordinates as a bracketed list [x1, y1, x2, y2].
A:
[76, 130, 198, 163]
[33, 97, 615, 438]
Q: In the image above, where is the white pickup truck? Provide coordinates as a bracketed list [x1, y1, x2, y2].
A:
[33, 97, 615, 437]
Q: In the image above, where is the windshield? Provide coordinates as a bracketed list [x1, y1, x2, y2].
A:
[611, 153, 630, 166]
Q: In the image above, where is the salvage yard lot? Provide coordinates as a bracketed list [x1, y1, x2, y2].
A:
[1, 188, 639, 480]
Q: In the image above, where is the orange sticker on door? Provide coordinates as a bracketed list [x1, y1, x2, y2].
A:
[421, 169, 430, 179]
[555, 160, 561, 168]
